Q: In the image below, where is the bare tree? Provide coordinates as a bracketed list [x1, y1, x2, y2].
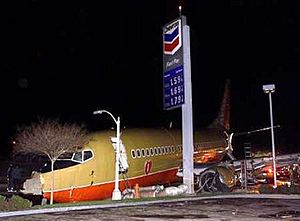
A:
[14, 119, 89, 204]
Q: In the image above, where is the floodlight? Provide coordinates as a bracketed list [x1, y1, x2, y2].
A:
[263, 84, 275, 93]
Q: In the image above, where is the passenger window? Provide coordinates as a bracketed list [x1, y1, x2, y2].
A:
[177, 145, 182, 152]
[146, 148, 150, 157]
[131, 149, 136, 159]
[141, 149, 145, 157]
[166, 146, 170, 154]
[171, 146, 175, 153]
[150, 148, 154, 156]
[83, 150, 93, 161]
[136, 149, 141, 158]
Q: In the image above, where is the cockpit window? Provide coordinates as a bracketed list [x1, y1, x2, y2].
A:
[42, 151, 80, 172]
[58, 152, 73, 160]
[42, 149, 94, 172]
[83, 150, 93, 161]
[72, 152, 83, 162]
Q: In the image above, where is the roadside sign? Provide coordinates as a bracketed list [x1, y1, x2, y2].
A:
[163, 65, 184, 109]
[163, 16, 195, 194]
[163, 18, 184, 110]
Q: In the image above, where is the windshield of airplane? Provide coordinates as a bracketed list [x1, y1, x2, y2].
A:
[40, 149, 94, 172]
[58, 149, 94, 163]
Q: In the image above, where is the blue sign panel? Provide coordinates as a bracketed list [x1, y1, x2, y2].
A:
[163, 65, 185, 110]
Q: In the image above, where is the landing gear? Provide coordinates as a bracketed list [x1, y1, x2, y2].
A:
[196, 169, 229, 193]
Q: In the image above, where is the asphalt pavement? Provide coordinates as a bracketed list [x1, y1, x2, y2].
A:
[1, 194, 300, 220]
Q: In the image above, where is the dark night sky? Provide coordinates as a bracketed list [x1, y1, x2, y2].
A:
[1, 1, 300, 157]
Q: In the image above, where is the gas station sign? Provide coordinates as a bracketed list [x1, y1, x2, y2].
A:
[163, 18, 184, 110]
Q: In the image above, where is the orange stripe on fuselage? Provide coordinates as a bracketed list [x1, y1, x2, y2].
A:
[43, 168, 179, 203]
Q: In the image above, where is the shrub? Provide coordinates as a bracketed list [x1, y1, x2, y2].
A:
[0, 195, 32, 211]
[259, 184, 300, 194]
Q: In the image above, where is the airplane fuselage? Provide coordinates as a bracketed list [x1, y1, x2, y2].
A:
[40, 127, 228, 203]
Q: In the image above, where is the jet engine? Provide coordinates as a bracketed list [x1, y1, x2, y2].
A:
[196, 165, 236, 193]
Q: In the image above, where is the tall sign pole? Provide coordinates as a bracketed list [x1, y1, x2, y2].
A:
[163, 15, 194, 194]
[181, 17, 194, 194]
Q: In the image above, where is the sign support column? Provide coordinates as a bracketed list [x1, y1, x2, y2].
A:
[162, 15, 194, 194]
[182, 18, 194, 194]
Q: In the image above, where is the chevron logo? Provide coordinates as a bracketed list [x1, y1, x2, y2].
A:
[163, 19, 182, 55]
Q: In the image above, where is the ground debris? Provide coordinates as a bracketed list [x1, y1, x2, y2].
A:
[259, 210, 300, 219]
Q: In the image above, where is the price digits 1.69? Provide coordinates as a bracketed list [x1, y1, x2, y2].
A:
[170, 85, 183, 95]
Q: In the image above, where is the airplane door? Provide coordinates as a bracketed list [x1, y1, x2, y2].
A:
[111, 138, 129, 172]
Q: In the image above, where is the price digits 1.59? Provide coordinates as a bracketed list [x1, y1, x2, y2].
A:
[170, 75, 182, 86]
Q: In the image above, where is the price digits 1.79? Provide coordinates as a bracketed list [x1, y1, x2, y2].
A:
[170, 95, 183, 106]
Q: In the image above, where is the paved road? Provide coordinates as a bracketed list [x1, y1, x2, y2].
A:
[1, 194, 300, 220]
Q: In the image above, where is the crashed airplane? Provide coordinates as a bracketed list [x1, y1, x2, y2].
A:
[22, 82, 235, 203]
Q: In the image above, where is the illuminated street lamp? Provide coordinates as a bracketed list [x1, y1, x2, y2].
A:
[262, 84, 277, 188]
[93, 109, 122, 200]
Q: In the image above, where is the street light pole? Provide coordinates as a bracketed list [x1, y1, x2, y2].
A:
[114, 116, 121, 199]
[93, 109, 122, 200]
[262, 84, 277, 188]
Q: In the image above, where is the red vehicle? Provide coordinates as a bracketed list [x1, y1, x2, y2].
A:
[254, 160, 300, 185]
